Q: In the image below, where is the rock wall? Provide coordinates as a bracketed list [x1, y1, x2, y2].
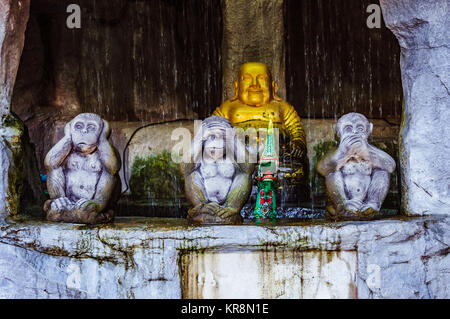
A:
[0, 0, 44, 219]
[0, 0, 29, 116]
[0, 215, 448, 298]
[380, 0, 450, 215]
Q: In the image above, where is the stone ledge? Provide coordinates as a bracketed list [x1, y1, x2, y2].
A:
[0, 215, 448, 298]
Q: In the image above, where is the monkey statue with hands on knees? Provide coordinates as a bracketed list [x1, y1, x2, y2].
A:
[317, 113, 396, 220]
[181, 116, 255, 225]
[43, 113, 121, 224]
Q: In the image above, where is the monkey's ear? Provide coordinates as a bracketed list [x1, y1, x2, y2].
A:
[334, 124, 341, 139]
[231, 81, 239, 101]
[101, 119, 111, 140]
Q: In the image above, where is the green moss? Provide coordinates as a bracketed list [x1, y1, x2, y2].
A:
[129, 151, 185, 200]
[1, 114, 26, 217]
[1, 113, 25, 135]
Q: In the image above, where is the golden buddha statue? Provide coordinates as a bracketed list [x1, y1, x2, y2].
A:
[212, 62, 307, 182]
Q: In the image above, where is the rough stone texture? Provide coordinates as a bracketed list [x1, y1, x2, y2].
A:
[0, 215, 448, 298]
[0, 115, 45, 219]
[0, 0, 30, 116]
[221, 0, 285, 100]
[182, 250, 357, 298]
[380, 0, 450, 215]
[0, 0, 44, 219]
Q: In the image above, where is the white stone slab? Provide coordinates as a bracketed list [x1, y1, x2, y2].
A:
[182, 250, 357, 299]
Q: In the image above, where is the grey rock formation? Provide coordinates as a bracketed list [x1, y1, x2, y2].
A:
[0, 215, 448, 298]
[317, 113, 396, 220]
[0, 0, 43, 219]
[44, 113, 121, 224]
[221, 0, 285, 100]
[380, 0, 450, 215]
[0, 0, 30, 116]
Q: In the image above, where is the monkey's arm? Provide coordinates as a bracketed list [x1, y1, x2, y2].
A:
[99, 140, 121, 175]
[44, 134, 72, 170]
[91, 170, 117, 210]
[325, 170, 348, 206]
[183, 166, 207, 207]
[369, 147, 396, 173]
[221, 163, 254, 216]
[44, 133, 72, 199]
[317, 149, 341, 176]
[362, 169, 391, 211]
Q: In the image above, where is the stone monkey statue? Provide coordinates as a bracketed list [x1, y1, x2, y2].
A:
[181, 116, 255, 224]
[317, 113, 395, 220]
[43, 113, 121, 224]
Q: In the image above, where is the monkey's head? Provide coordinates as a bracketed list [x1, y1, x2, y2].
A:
[70, 113, 104, 154]
[203, 128, 226, 161]
[191, 116, 247, 166]
[336, 112, 373, 143]
[200, 116, 232, 161]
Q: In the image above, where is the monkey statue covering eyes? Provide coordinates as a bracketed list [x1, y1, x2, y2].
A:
[181, 116, 255, 225]
[317, 112, 396, 221]
[43, 113, 121, 224]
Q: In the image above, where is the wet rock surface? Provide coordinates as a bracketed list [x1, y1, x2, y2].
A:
[380, 0, 450, 215]
[0, 215, 448, 298]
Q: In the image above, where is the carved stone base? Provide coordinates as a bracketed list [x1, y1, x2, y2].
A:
[187, 206, 243, 225]
[325, 204, 383, 221]
[44, 200, 114, 225]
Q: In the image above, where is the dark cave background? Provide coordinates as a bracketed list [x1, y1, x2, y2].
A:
[13, 0, 401, 125]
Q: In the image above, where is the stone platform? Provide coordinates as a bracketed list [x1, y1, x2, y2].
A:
[0, 215, 448, 298]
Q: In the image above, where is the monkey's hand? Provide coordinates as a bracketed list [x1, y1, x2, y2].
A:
[339, 135, 364, 155]
[50, 197, 74, 210]
[217, 207, 239, 219]
[345, 198, 363, 212]
[188, 203, 204, 217]
[75, 199, 102, 213]
[200, 202, 220, 215]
